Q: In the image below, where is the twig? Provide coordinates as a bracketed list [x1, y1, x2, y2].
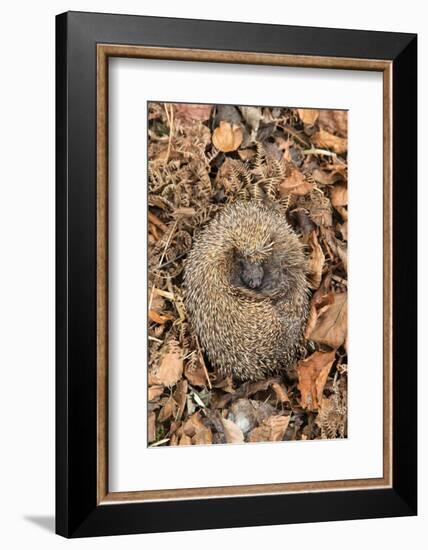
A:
[149, 438, 170, 448]
[163, 103, 174, 164]
[303, 148, 347, 165]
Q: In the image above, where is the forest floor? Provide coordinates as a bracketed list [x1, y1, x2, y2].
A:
[147, 102, 348, 446]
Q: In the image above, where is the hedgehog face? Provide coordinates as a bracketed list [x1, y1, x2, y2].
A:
[236, 256, 265, 290]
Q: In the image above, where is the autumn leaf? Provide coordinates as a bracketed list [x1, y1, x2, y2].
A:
[173, 379, 188, 420]
[148, 384, 164, 401]
[330, 182, 348, 207]
[297, 108, 319, 126]
[183, 412, 213, 445]
[148, 309, 173, 324]
[248, 415, 290, 442]
[271, 381, 290, 403]
[279, 168, 313, 196]
[212, 121, 243, 152]
[148, 412, 156, 443]
[184, 358, 208, 387]
[296, 350, 336, 410]
[222, 417, 245, 444]
[174, 103, 213, 123]
[308, 292, 348, 349]
[179, 433, 192, 446]
[318, 109, 348, 137]
[313, 128, 347, 155]
[158, 396, 178, 422]
[307, 230, 325, 290]
[148, 340, 183, 386]
[312, 168, 345, 186]
[305, 290, 335, 339]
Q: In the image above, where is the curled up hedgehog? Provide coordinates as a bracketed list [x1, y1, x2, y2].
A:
[184, 201, 309, 381]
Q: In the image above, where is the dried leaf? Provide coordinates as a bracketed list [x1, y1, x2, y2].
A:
[148, 309, 173, 324]
[307, 230, 325, 290]
[212, 121, 243, 152]
[238, 148, 256, 161]
[296, 350, 336, 410]
[339, 221, 348, 241]
[309, 293, 347, 348]
[148, 385, 164, 401]
[148, 412, 156, 443]
[173, 379, 188, 420]
[158, 396, 178, 422]
[174, 103, 213, 123]
[184, 359, 208, 387]
[330, 182, 348, 207]
[313, 128, 347, 155]
[312, 168, 344, 186]
[271, 382, 290, 403]
[183, 412, 213, 445]
[248, 415, 290, 442]
[149, 340, 183, 386]
[318, 110, 348, 137]
[179, 433, 192, 446]
[297, 108, 319, 126]
[222, 417, 245, 444]
[279, 168, 313, 196]
[305, 290, 335, 339]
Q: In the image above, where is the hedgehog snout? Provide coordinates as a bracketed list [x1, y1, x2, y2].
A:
[240, 260, 264, 290]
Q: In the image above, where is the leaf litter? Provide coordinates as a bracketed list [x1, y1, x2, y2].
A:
[147, 102, 348, 446]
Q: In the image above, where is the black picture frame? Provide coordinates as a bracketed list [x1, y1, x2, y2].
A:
[56, 10, 417, 538]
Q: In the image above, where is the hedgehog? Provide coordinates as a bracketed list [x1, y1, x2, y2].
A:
[184, 200, 309, 381]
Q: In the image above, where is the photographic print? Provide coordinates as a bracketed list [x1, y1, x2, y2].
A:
[147, 101, 348, 447]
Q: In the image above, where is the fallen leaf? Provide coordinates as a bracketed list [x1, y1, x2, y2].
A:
[148, 340, 183, 386]
[183, 413, 213, 445]
[297, 108, 319, 126]
[184, 358, 208, 387]
[193, 426, 213, 445]
[296, 350, 336, 410]
[312, 168, 344, 186]
[330, 182, 348, 207]
[148, 412, 156, 443]
[238, 148, 256, 161]
[309, 293, 347, 349]
[313, 128, 347, 155]
[222, 417, 245, 444]
[174, 103, 213, 123]
[307, 230, 325, 290]
[179, 433, 192, 446]
[173, 379, 188, 420]
[158, 396, 178, 422]
[271, 381, 290, 403]
[148, 385, 164, 401]
[212, 121, 243, 152]
[279, 168, 313, 196]
[305, 290, 335, 339]
[335, 205, 348, 222]
[148, 309, 173, 324]
[248, 415, 290, 442]
[339, 221, 348, 241]
[318, 110, 348, 137]
[148, 211, 168, 232]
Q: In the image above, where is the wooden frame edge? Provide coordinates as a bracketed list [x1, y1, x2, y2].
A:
[96, 43, 393, 504]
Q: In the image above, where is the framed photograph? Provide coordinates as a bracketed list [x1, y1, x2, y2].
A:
[56, 11, 417, 538]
